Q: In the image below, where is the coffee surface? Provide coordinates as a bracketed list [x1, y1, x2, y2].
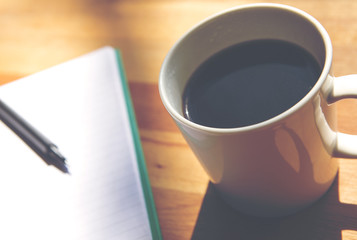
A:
[182, 39, 322, 128]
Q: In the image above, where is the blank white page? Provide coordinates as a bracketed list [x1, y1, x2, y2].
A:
[0, 47, 156, 240]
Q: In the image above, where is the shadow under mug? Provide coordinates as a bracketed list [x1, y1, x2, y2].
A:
[159, 3, 357, 217]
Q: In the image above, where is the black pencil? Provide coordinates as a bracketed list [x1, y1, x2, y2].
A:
[0, 99, 69, 174]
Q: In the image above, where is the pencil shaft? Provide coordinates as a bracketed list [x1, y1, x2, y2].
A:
[0, 99, 68, 173]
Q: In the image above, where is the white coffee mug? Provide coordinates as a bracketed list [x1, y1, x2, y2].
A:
[159, 3, 357, 217]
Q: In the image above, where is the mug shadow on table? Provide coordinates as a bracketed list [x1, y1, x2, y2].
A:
[191, 175, 357, 240]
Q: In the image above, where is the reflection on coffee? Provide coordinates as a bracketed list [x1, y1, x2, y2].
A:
[182, 39, 322, 128]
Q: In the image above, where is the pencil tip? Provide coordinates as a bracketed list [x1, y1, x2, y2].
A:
[47, 144, 70, 174]
[63, 165, 71, 175]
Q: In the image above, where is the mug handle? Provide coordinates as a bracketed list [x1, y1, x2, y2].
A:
[327, 74, 357, 158]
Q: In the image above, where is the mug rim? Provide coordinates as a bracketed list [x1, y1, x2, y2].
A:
[159, 3, 333, 134]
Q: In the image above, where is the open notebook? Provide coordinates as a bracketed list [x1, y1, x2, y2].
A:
[0, 47, 161, 240]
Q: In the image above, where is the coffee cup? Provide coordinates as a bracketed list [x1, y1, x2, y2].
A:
[159, 3, 357, 217]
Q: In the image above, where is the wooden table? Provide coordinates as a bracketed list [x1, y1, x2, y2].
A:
[2, 0, 357, 239]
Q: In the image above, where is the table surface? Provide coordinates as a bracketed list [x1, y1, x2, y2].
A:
[2, 0, 357, 239]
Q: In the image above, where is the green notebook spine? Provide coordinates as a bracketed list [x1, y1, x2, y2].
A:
[115, 50, 162, 240]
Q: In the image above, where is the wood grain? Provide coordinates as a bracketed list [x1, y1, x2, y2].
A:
[2, 0, 357, 239]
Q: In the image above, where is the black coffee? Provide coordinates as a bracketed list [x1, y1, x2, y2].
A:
[182, 39, 322, 128]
